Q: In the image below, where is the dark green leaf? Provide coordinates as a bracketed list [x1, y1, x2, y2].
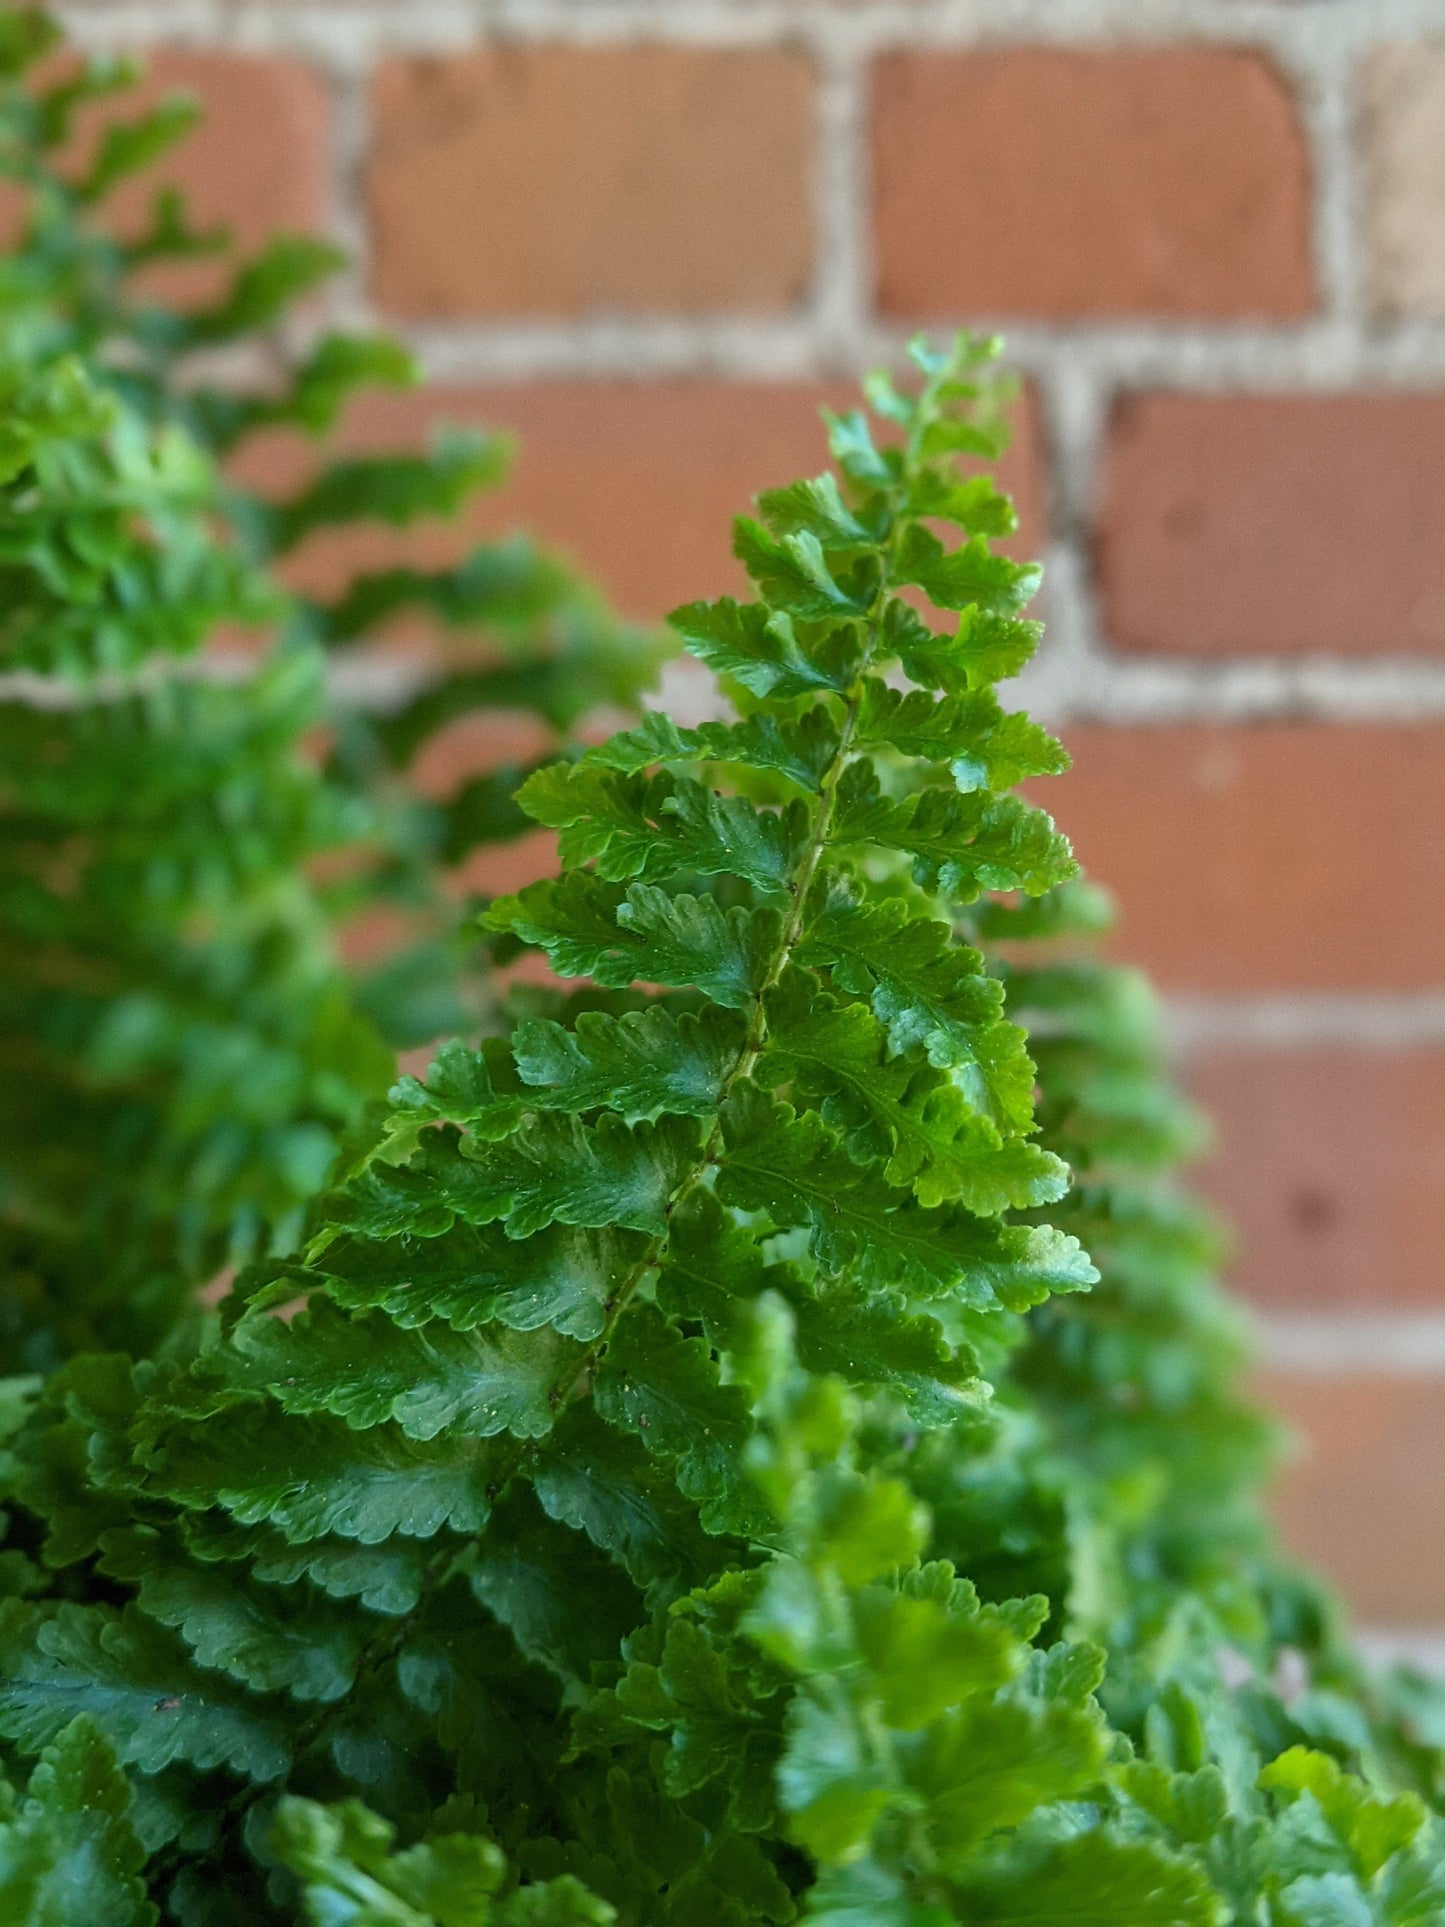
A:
[0, 1602, 290, 1780]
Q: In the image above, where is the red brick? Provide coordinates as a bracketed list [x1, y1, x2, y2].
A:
[233, 378, 1048, 624]
[1041, 724, 1445, 992]
[872, 47, 1313, 321]
[90, 52, 332, 306]
[1259, 1371, 1445, 1627]
[408, 710, 555, 802]
[1190, 1049, 1445, 1312]
[366, 47, 815, 318]
[1101, 393, 1445, 657]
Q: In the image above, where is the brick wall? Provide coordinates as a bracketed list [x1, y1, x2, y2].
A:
[52, 0, 1445, 1643]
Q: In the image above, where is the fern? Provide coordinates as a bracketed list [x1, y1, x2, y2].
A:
[977, 884, 1445, 1847]
[5, 325, 1440, 1922]
[0, 309, 396, 1371]
[0, 1716, 152, 1923]
[1, 13, 1442, 1907]
[0, 333, 1086, 1915]
[1, 6, 660, 1044]
[0, 11, 658, 1371]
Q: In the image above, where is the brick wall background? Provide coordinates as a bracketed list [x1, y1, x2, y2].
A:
[51, 0, 1445, 1652]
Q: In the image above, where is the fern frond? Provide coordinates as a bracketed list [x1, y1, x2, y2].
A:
[4, 63, 1443, 1905]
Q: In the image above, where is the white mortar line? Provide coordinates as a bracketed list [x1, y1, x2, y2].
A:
[1274, 17, 1361, 324]
[19, 643, 1445, 723]
[1005, 550, 1092, 724]
[810, 32, 871, 363]
[1167, 994, 1445, 1051]
[1014, 360, 1111, 723]
[1003, 320, 1445, 393]
[1356, 1629, 1445, 1674]
[317, 47, 374, 317]
[323, 315, 1445, 390]
[1021, 654, 1445, 726]
[25, 645, 1445, 722]
[1259, 1315, 1445, 1373]
[397, 317, 837, 385]
[50, 1, 1445, 54]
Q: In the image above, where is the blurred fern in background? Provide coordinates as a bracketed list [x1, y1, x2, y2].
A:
[0, 8, 658, 1370]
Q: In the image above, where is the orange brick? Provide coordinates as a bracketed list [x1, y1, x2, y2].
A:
[1042, 725, 1445, 992]
[233, 377, 1049, 624]
[366, 46, 816, 318]
[872, 48, 1313, 320]
[1259, 1372, 1445, 1628]
[1101, 393, 1445, 657]
[1190, 1049, 1445, 1312]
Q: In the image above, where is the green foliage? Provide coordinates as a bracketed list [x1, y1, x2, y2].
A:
[0, 310, 392, 1370]
[0, 13, 659, 1373]
[0, 22, 660, 1004]
[8, 306, 1438, 1921]
[2, 15, 1443, 1918]
[0, 328, 1084, 1917]
[270, 1797, 616, 1926]
[0, 3, 662, 1055]
[0, 1716, 153, 1925]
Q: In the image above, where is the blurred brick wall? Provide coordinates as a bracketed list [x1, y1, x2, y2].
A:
[53, 0, 1445, 1640]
